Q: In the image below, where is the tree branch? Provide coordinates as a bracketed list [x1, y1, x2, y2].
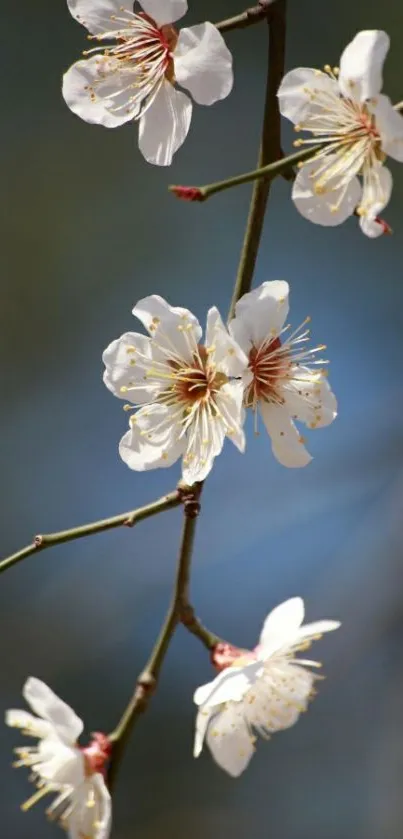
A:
[227, 0, 286, 319]
[215, 0, 279, 34]
[107, 484, 207, 787]
[171, 102, 403, 205]
[0, 489, 183, 576]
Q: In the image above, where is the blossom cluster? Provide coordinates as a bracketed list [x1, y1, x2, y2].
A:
[7, 599, 340, 837]
[103, 281, 337, 480]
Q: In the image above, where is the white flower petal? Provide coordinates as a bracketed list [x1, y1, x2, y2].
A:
[140, 0, 187, 26]
[205, 307, 248, 377]
[23, 678, 84, 743]
[339, 30, 390, 102]
[63, 56, 140, 128]
[194, 706, 214, 758]
[206, 708, 255, 777]
[359, 164, 393, 238]
[215, 381, 246, 454]
[295, 620, 341, 643]
[231, 281, 289, 350]
[281, 367, 337, 429]
[67, 775, 111, 839]
[119, 406, 186, 471]
[5, 709, 54, 739]
[102, 332, 157, 404]
[182, 410, 225, 484]
[174, 23, 233, 105]
[371, 94, 403, 161]
[259, 597, 305, 653]
[194, 663, 261, 711]
[66, 0, 132, 35]
[38, 741, 85, 786]
[138, 80, 192, 165]
[132, 294, 202, 364]
[259, 402, 312, 468]
[277, 68, 339, 125]
[292, 159, 361, 227]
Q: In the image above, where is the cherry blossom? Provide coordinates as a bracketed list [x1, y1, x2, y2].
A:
[103, 295, 248, 484]
[194, 598, 340, 776]
[229, 281, 337, 467]
[278, 31, 403, 236]
[63, 0, 233, 165]
[6, 678, 111, 839]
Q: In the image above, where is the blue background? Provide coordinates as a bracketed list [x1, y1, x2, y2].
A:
[1, 1, 403, 837]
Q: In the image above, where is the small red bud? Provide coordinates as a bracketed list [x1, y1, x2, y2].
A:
[375, 216, 392, 235]
[211, 642, 255, 672]
[169, 185, 205, 202]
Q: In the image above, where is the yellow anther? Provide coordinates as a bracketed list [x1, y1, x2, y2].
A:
[120, 386, 128, 393]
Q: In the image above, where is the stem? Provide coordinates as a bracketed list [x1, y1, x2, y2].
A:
[108, 486, 203, 786]
[228, 0, 287, 319]
[109, 1, 289, 791]
[172, 100, 403, 207]
[0, 490, 182, 575]
[215, 0, 278, 34]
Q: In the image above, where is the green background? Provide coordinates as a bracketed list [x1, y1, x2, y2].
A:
[1, 1, 403, 837]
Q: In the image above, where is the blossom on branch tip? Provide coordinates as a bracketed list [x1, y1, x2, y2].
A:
[103, 295, 248, 484]
[277, 31, 403, 236]
[6, 678, 111, 839]
[63, 0, 233, 165]
[229, 281, 337, 468]
[193, 597, 340, 777]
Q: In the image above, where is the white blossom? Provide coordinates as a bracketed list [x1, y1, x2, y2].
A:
[229, 281, 337, 468]
[63, 0, 233, 165]
[6, 678, 111, 839]
[103, 295, 248, 484]
[194, 597, 340, 777]
[277, 30, 403, 236]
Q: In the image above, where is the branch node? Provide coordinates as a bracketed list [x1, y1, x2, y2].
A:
[179, 602, 195, 626]
[34, 535, 43, 547]
[184, 499, 201, 519]
[133, 671, 157, 709]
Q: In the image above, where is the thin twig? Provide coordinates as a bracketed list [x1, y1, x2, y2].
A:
[108, 485, 205, 787]
[0, 490, 182, 575]
[227, 0, 286, 319]
[215, 0, 279, 34]
[171, 101, 403, 205]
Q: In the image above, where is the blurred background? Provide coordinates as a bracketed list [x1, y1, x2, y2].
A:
[1, 0, 403, 836]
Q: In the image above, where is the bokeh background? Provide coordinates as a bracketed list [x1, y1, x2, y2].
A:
[1, 0, 403, 837]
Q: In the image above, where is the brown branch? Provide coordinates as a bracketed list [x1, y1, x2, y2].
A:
[228, 0, 287, 319]
[107, 2, 289, 793]
[215, 0, 279, 34]
[0, 490, 183, 575]
[107, 484, 212, 786]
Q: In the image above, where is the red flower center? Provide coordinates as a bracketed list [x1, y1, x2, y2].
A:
[170, 346, 227, 405]
[81, 732, 112, 778]
[246, 337, 289, 406]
